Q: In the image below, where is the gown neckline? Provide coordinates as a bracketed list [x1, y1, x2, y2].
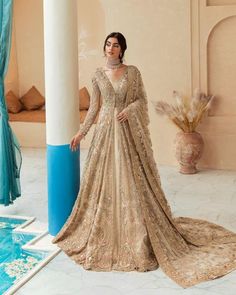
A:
[101, 65, 129, 93]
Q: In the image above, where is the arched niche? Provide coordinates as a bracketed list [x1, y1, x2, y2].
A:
[207, 15, 236, 116]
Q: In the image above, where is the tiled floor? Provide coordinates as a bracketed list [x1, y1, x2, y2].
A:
[1, 148, 236, 295]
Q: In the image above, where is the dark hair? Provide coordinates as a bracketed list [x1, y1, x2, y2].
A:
[103, 32, 127, 63]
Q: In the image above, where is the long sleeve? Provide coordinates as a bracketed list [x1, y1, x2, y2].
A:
[79, 75, 101, 137]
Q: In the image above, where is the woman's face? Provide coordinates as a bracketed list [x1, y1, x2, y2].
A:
[105, 37, 121, 60]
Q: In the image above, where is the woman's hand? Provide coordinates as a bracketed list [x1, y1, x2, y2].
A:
[70, 132, 84, 151]
[117, 109, 128, 122]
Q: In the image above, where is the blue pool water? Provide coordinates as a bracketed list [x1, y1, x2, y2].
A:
[0, 217, 48, 295]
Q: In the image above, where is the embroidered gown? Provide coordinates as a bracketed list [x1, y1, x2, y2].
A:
[53, 65, 236, 288]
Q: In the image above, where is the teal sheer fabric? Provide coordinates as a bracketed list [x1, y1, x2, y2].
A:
[0, 0, 22, 206]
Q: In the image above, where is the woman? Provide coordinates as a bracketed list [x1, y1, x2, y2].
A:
[53, 32, 236, 288]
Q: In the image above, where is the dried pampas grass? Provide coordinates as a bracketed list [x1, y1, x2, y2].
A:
[154, 89, 214, 132]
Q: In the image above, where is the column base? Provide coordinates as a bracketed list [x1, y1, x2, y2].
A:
[47, 144, 80, 235]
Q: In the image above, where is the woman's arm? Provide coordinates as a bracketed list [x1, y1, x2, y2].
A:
[79, 75, 101, 137]
[70, 75, 100, 151]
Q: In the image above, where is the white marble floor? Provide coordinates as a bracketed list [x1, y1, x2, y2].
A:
[1, 148, 236, 295]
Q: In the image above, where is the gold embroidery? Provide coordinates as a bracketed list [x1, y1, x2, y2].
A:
[53, 65, 236, 288]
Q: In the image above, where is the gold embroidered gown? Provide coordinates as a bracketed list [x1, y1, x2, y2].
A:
[53, 65, 236, 288]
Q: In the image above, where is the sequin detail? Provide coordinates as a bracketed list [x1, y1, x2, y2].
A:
[53, 65, 236, 288]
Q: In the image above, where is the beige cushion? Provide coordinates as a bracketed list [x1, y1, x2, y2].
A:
[6, 91, 23, 114]
[8, 109, 99, 124]
[20, 86, 45, 110]
[79, 87, 90, 110]
[9, 109, 46, 122]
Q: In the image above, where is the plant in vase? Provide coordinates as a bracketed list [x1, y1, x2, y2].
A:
[154, 89, 214, 174]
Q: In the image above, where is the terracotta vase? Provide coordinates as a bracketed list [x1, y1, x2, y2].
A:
[175, 131, 204, 174]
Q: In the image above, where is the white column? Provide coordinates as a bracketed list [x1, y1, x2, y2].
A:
[43, 0, 80, 235]
[44, 0, 79, 144]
